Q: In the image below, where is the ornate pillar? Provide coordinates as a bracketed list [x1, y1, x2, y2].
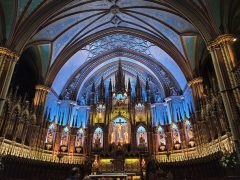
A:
[34, 85, 50, 150]
[33, 85, 50, 122]
[207, 34, 240, 158]
[165, 125, 172, 151]
[188, 77, 204, 110]
[0, 47, 19, 115]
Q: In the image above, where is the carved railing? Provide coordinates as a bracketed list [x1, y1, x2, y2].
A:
[156, 134, 233, 163]
[0, 87, 235, 165]
[0, 139, 86, 164]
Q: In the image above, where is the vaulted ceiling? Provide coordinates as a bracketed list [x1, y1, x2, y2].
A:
[1, 0, 239, 101]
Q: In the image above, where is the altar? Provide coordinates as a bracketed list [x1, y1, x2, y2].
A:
[89, 173, 141, 180]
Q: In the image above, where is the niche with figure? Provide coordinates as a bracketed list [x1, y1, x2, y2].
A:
[75, 128, 85, 153]
[171, 123, 181, 150]
[45, 123, 56, 150]
[157, 126, 166, 151]
[109, 117, 130, 146]
[184, 120, 195, 147]
[60, 127, 70, 152]
[136, 126, 148, 150]
[93, 127, 103, 149]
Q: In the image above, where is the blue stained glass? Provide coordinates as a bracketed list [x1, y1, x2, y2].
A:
[137, 126, 146, 133]
[158, 127, 164, 133]
[114, 93, 127, 100]
[172, 124, 178, 129]
[185, 120, 191, 126]
[49, 124, 55, 130]
[114, 117, 127, 125]
[78, 128, 84, 134]
[64, 127, 69, 132]
[95, 127, 103, 134]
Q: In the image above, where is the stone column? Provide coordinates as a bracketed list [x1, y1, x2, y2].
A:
[207, 34, 240, 159]
[0, 47, 19, 115]
[188, 77, 204, 110]
[33, 85, 50, 122]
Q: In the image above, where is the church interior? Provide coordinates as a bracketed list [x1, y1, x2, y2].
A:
[0, 0, 240, 179]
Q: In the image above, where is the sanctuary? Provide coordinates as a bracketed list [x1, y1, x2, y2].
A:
[0, 0, 240, 179]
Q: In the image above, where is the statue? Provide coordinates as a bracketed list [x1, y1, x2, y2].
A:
[110, 118, 129, 145]
[61, 134, 68, 146]
[76, 134, 83, 147]
[111, 131, 115, 144]
[117, 123, 123, 144]
[159, 133, 165, 145]
[47, 131, 53, 144]
[124, 132, 129, 144]
[139, 134, 146, 147]
[94, 134, 101, 148]
[173, 129, 180, 144]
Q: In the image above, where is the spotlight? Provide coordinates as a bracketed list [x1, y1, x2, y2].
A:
[233, 38, 237, 42]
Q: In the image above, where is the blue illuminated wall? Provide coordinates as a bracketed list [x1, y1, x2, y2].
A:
[45, 87, 193, 128]
[151, 103, 168, 126]
[45, 92, 90, 128]
[151, 85, 194, 126]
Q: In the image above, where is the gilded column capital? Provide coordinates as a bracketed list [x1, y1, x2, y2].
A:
[35, 85, 51, 93]
[0, 47, 19, 60]
[187, 77, 203, 87]
[207, 34, 236, 50]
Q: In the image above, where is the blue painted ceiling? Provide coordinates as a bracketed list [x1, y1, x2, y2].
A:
[30, 0, 197, 64]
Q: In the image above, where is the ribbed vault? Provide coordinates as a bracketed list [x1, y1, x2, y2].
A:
[50, 32, 186, 101]
[2, 0, 237, 102]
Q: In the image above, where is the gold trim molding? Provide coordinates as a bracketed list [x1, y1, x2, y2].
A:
[188, 77, 203, 86]
[35, 85, 51, 92]
[0, 47, 19, 60]
[207, 34, 235, 50]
